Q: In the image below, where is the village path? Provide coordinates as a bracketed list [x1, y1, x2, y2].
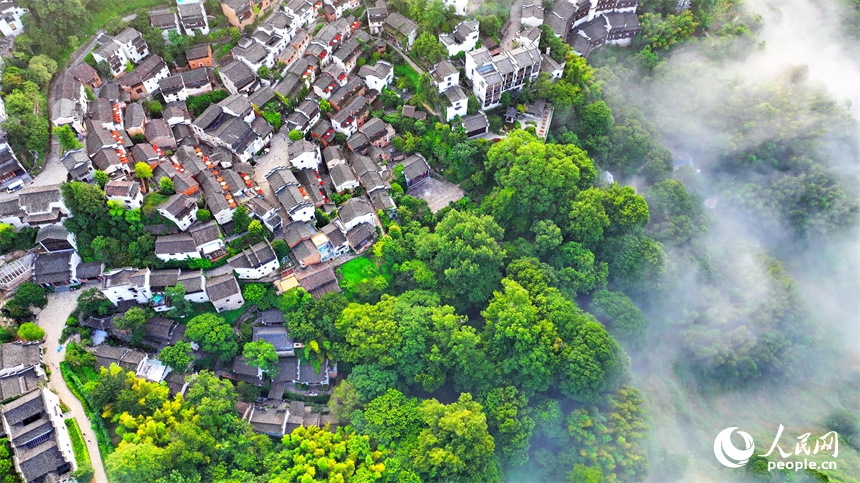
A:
[38, 290, 109, 483]
[501, 0, 524, 50]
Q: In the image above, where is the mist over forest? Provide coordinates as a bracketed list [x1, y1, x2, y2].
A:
[589, 0, 860, 480]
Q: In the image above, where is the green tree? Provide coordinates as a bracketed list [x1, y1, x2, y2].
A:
[115, 307, 147, 344]
[483, 386, 535, 468]
[149, 100, 163, 118]
[242, 340, 279, 378]
[11, 282, 47, 309]
[599, 235, 667, 294]
[589, 289, 648, 347]
[412, 393, 500, 482]
[288, 130, 303, 141]
[601, 184, 650, 237]
[414, 209, 506, 310]
[17, 322, 45, 341]
[55, 125, 83, 152]
[232, 205, 250, 234]
[94, 170, 109, 188]
[165, 282, 194, 320]
[196, 209, 211, 222]
[242, 283, 267, 305]
[157, 341, 193, 372]
[105, 442, 168, 483]
[134, 162, 153, 181]
[484, 130, 597, 236]
[268, 426, 387, 482]
[159, 177, 175, 195]
[77, 287, 112, 317]
[248, 219, 263, 236]
[412, 31, 448, 64]
[185, 313, 238, 362]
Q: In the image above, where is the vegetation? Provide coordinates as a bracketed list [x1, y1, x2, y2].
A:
[0, 437, 21, 483]
[16, 322, 44, 341]
[65, 418, 95, 483]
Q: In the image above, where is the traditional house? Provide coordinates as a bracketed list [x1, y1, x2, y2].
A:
[1, 389, 76, 482]
[104, 180, 143, 209]
[443, 85, 468, 121]
[287, 140, 321, 171]
[228, 239, 279, 279]
[383, 12, 417, 50]
[18, 185, 68, 227]
[338, 197, 374, 232]
[246, 197, 282, 232]
[118, 54, 170, 101]
[355, 59, 393, 92]
[367, 6, 388, 34]
[157, 194, 198, 231]
[150, 8, 181, 38]
[321, 221, 349, 257]
[346, 221, 376, 253]
[0, 0, 25, 37]
[291, 238, 321, 268]
[329, 163, 359, 193]
[461, 111, 490, 138]
[101, 268, 151, 305]
[206, 272, 244, 312]
[219, 60, 259, 95]
[72, 63, 103, 90]
[189, 221, 224, 259]
[50, 71, 87, 134]
[465, 43, 542, 110]
[185, 45, 213, 70]
[155, 233, 201, 262]
[402, 153, 430, 187]
[35, 225, 75, 253]
[124, 102, 147, 137]
[33, 251, 80, 288]
[178, 269, 209, 303]
[0, 342, 43, 401]
[60, 149, 94, 183]
[115, 27, 150, 63]
[92, 38, 130, 79]
[283, 221, 316, 249]
[179, 0, 210, 35]
[431, 60, 459, 93]
[297, 265, 341, 297]
[521, 1, 545, 27]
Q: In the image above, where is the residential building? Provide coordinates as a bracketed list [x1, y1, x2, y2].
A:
[431, 60, 459, 93]
[322, 145, 346, 169]
[1, 389, 76, 483]
[104, 180, 143, 209]
[0, 1, 25, 37]
[88, 98, 123, 132]
[570, 11, 640, 57]
[186, 44, 213, 70]
[357, 61, 393, 92]
[206, 272, 245, 312]
[228, 239, 279, 279]
[465, 43, 542, 109]
[0, 342, 43, 401]
[179, 1, 210, 35]
[292, 238, 321, 268]
[330, 95, 369, 137]
[155, 233, 201, 262]
[439, 19, 479, 56]
[101, 268, 151, 305]
[297, 265, 341, 297]
[178, 269, 209, 303]
[383, 12, 418, 50]
[284, 0, 317, 29]
[117, 54, 170, 101]
[402, 153, 430, 187]
[159, 68, 213, 103]
[150, 9, 181, 38]
[92, 38, 130, 79]
[367, 6, 388, 34]
[0, 142, 29, 190]
[218, 60, 259, 95]
[145, 118, 177, 150]
[322, 221, 349, 257]
[50, 71, 88, 134]
[157, 193, 198, 231]
[114, 27, 150, 63]
[443, 85, 468, 121]
[35, 225, 76, 253]
[310, 119, 336, 147]
[18, 185, 68, 227]
[338, 197, 374, 232]
[356, 118, 394, 149]
[221, 0, 271, 29]
[288, 140, 321, 170]
[461, 111, 489, 138]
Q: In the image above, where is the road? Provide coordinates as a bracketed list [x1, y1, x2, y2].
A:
[500, 0, 524, 50]
[38, 291, 109, 483]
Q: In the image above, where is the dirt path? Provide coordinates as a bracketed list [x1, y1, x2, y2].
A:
[38, 291, 109, 483]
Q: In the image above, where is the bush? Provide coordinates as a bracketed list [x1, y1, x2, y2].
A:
[17, 322, 45, 341]
[60, 363, 113, 459]
[65, 418, 94, 482]
[196, 209, 212, 222]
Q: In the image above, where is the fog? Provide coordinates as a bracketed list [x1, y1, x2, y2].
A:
[607, 0, 860, 480]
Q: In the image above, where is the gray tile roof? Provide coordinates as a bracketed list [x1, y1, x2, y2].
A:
[0, 342, 40, 371]
[149, 268, 181, 290]
[329, 163, 357, 190]
[283, 221, 316, 248]
[19, 185, 61, 215]
[338, 197, 373, 225]
[252, 325, 294, 352]
[104, 180, 141, 198]
[160, 193, 196, 219]
[185, 44, 211, 61]
[124, 102, 146, 129]
[155, 233, 197, 255]
[205, 273, 241, 302]
[297, 266, 340, 297]
[228, 239, 277, 269]
[178, 269, 204, 293]
[189, 220, 221, 247]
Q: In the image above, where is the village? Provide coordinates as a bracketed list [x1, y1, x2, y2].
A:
[0, 0, 644, 481]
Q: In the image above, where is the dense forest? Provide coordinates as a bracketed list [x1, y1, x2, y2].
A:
[46, 0, 860, 482]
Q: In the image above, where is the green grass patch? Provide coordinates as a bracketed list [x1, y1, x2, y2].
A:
[394, 63, 422, 92]
[338, 257, 377, 286]
[337, 256, 391, 301]
[65, 418, 94, 482]
[60, 362, 113, 459]
[221, 305, 248, 326]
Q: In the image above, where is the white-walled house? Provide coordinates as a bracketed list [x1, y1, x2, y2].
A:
[228, 239, 279, 279]
[104, 180, 143, 210]
[443, 86, 468, 121]
[357, 61, 393, 92]
[155, 233, 202, 262]
[338, 197, 374, 232]
[178, 270, 210, 303]
[206, 273, 244, 313]
[288, 140, 321, 171]
[101, 268, 152, 305]
[439, 20, 479, 57]
[157, 194, 198, 231]
[0, 1, 26, 37]
[431, 60, 459, 93]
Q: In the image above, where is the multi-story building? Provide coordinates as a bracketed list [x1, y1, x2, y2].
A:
[547, 0, 640, 57]
[178, 0, 210, 35]
[439, 19, 479, 57]
[465, 42, 542, 109]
